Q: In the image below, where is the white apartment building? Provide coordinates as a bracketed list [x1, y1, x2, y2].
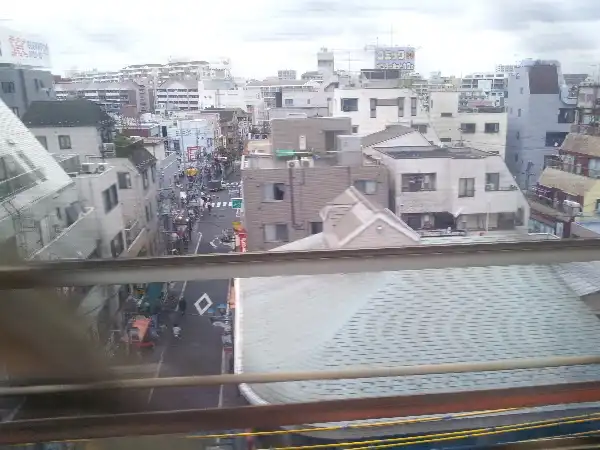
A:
[278, 69, 297, 80]
[245, 79, 309, 109]
[332, 85, 507, 158]
[155, 79, 200, 112]
[166, 118, 218, 160]
[0, 100, 126, 344]
[366, 128, 528, 231]
[55, 81, 148, 114]
[459, 72, 508, 107]
[22, 100, 160, 256]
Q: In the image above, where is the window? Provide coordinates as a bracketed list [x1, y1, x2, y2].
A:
[484, 123, 500, 133]
[411, 124, 428, 133]
[1, 82, 15, 94]
[376, 98, 399, 106]
[370, 98, 377, 118]
[352, 126, 359, 134]
[10, 107, 19, 117]
[398, 97, 405, 117]
[262, 182, 285, 201]
[410, 97, 417, 116]
[110, 231, 125, 257]
[310, 221, 323, 234]
[461, 123, 476, 134]
[284, 98, 293, 106]
[102, 184, 119, 213]
[56, 207, 63, 221]
[353, 180, 377, 195]
[145, 205, 151, 223]
[440, 137, 452, 143]
[58, 135, 72, 150]
[264, 224, 289, 242]
[151, 165, 156, 183]
[516, 131, 520, 140]
[517, 109, 522, 117]
[520, 87, 524, 94]
[402, 173, 436, 192]
[441, 112, 453, 117]
[545, 131, 568, 147]
[117, 172, 132, 189]
[341, 98, 358, 112]
[558, 108, 575, 124]
[34, 79, 39, 91]
[142, 170, 149, 190]
[485, 173, 500, 191]
[36, 136, 48, 149]
[458, 178, 475, 197]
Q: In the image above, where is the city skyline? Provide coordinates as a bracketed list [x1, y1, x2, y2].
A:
[2, 0, 599, 79]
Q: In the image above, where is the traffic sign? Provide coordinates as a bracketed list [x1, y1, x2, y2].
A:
[231, 198, 243, 209]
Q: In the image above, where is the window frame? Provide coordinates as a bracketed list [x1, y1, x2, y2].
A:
[484, 123, 500, 134]
[401, 173, 436, 192]
[117, 172, 132, 189]
[262, 182, 285, 201]
[102, 183, 119, 213]
[340, 98, 358, 112]
[460, 123, 476, 134]
[36, 136, 48, 149]
[353, 179, 378, 195]
[309, 221, 323, 235]
[264, 223, 289, 243]
[410, 97, 417, 116]
[458, 177, 475, 198]
[58, 135, 72, 150]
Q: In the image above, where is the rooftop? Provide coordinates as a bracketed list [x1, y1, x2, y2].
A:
[247, 79, 307, 87]
[22, 100, 114, 128]
[237, 188, 594, 436]
[561, 132, 600, 157]
[377, 146, 491, 159]
[55, 81, 140, 91]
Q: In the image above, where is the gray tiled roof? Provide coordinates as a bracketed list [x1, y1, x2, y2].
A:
[361, 125, 415, 148]
[239, 264, 600, 406]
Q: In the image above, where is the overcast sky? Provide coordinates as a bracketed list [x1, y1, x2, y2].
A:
[3, 0, 600, 78]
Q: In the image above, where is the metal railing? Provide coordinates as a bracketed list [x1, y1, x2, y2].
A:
[125, 220, 143, 247]
[3, 240, 600, 443]
[0, 168, 46, 202]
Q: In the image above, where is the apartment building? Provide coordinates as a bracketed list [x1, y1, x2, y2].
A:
[277, 69, 297, 80]
[459, 72, 508, 107]
[367, 127, 528, 231]
[245, 79, 309, 109]
[240, 121, 388, 251]
[155, 79, 200, 112]
[54, 81, 146, 114]
[271, 116, 352, 156]
[0, 65, 55, 118]
[528, 129, 600, 238]
[22, 100, 160, 255]
[505, 60, 576, 190]
[0, 99, 126, 348]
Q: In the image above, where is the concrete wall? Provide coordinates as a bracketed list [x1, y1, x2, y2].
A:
[505, 65, 575, 190]
[29, 126, 103, 160]
[242, 165, 389, 251]
[271, 117, 352, 155]
[0, 66, 55, 118]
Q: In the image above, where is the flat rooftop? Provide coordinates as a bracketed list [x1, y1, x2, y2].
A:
[377, 146, 491, 159]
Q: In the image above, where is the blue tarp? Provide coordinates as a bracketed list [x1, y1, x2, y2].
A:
[143, 282, 164, 307]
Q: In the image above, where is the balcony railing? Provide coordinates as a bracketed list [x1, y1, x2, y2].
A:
[0, 168, 47, 202]
[125, 220, 143, 247]
[31, 207, 98, 260]
[546, 160, 600, 179]
[525, 191, 577, 217]
[485, 184, 519, 191]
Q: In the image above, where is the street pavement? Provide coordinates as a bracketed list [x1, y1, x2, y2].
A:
[147, 168, 245, 411]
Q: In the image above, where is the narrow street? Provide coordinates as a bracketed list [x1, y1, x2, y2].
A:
[147, 168, 244, 411]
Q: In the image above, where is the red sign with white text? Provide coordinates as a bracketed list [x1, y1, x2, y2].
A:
[239, 232, 248, 253]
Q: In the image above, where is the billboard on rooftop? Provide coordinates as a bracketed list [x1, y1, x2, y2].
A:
[0, 26, 51, 68]
[374, 47, 415, 71]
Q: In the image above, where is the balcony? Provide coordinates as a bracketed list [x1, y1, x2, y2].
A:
[125, 219, 147, 256]
[0, 168, 47, 202]
[525, 191, 576, 221]
[31, 207, 99, 260]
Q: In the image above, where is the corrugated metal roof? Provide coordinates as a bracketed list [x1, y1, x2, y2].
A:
[538, 167, 597, 197]
[562, 133, 600, 158]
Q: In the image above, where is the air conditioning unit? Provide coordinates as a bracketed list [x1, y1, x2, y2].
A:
[97, 162, 109, 172]
[102, 143, 116, 156]
[287, 160, 299, 168]
[300, 158, 314, 168]
[81, 163, 95, 174]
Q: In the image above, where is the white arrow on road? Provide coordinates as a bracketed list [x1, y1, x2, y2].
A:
[194, 293, 213, 316]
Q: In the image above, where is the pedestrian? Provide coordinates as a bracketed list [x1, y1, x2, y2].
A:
[172, 323, 182, 339]
[178, 298, 187, 316]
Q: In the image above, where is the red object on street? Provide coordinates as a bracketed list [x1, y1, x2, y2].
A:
[238, 231, 248, 253]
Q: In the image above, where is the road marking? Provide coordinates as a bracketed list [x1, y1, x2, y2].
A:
[148, 229, 202, 405]
[216, 202, 222, 207]
[228, 201, 232, 207]
[194, 293, 213, 315]
[218, 347, 226, 409]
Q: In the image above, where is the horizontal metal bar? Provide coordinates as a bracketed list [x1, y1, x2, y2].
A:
[2, 356, 600, 396]
[1, 239, 600, 288]
[3, 381, 600, 445]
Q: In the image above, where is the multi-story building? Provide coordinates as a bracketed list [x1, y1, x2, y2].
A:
[155, 79, 199, 112]
[271, 117, 352, 157]
[0, 99, 126, 347]
[368, 127, 529, 231]
[505, 60, 577, 190]
[277, 70, 297, 80]
[54, 81, 146, 114]
[245, 79, 310, 109]
[0, 65, 55, 118]
[332, 75, 507, 157]
[205, 108, 250, 154]
[22, 100, 160, 256]
[240, 117, 388, 251]
[459, 72, 508, 108]
[528, 127, 600, 238]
